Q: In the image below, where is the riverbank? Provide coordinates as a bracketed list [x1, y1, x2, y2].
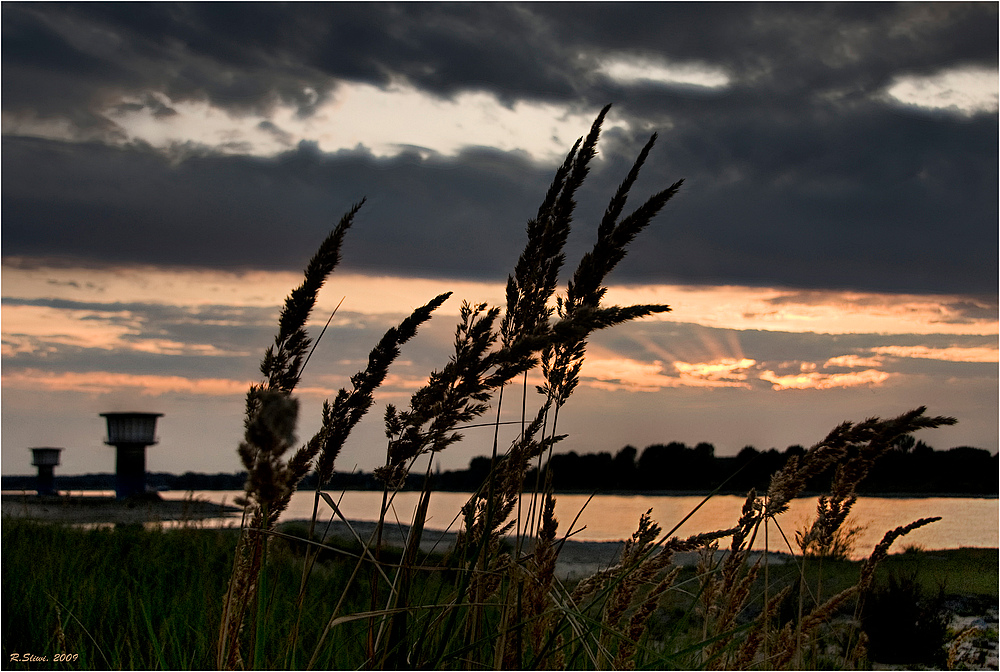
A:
[276, 517, 799, 579]
[0, 493, 241, 524]
[0, 495, 680, 578]
[4, 507, 996, 669]
[3, 495, 992, 590]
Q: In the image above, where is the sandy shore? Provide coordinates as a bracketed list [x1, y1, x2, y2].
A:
[1, 495, 700, 578]
[277, 518, 793, 579]
[280, 518, 631, 580]
[1, 493, 241, 525]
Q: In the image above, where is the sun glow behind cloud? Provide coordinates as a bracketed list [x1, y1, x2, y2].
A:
[1, 304, 140, 354]
[870, 345, 999, 363]
[580, 357, 755, 391]
[4, 83, 618, 163]
[3, 262, 996, 401]
[602, 285, 996, 336]
[885, 66, 999, 116]
[1, 369, 254, 396]
[596, 56, 731, 89]
[759, 369, 891, 391]
[2, 261, 503, 317]
[579, 353, 900, 393]
[5, 263, 995, 336]
[1, 304, 248, 357]
[824, 354, 885, 368]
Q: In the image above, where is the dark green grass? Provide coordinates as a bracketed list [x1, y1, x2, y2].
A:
[759, 547, 998, 600]
[880, 547, 998, 596]
[3, 519, 995, 670]
[1, 519, 380, 670]
[3, 520, 236, 669]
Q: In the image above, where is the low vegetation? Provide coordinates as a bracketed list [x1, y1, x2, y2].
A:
[4, 107, 992, 670]
[3, 520, 994, 669]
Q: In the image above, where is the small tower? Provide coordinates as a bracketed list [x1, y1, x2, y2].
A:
[30, 447, 62, 496]
[101, 412, 162, 499]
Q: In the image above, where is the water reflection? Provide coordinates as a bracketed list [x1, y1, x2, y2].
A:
[160, 490, 998, 558]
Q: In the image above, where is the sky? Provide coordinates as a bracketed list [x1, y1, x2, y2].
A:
[2, 2, 997, 477]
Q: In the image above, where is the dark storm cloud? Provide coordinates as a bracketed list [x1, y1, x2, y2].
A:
[5, 123, 995, 294]
[1, 135, 548, 277]
[2, 3, 333, 120]
[2, 2, 997, 294]
[5, 4, 995, 119]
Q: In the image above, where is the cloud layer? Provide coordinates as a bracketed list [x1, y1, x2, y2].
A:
[2, 4, 996, 475]
[3, 3, 997, 293]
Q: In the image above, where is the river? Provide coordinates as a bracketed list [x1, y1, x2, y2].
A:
[158, 489, 998, 558]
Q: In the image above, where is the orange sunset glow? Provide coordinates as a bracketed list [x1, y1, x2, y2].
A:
[3, 3, 995, 477]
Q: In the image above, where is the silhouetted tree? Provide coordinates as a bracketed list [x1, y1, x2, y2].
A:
[784, 444, 806, 458]
[612, 445, 638, 489]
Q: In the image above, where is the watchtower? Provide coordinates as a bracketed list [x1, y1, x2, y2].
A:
[100, 412, 162, 499]
[30, 447, 62, 496]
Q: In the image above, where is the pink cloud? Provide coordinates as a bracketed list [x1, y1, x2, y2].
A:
[2, 369, 252, 397]
[760, 369, 891, 391]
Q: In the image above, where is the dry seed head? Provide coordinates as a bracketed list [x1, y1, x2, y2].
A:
[733, 583, 793, 670]
[614, 564, 683, 668]
[850, 630, 870, 667]
[620, 508, 662, 566]
[800, 584, 859, 634]
[859, 516, 941, 590]
[714, 562, 760, 640]
[526, 494, 560, 655]
[947, 626, 986, 670]
[570, 566, 616, 604]
[771, 621, 799, 669]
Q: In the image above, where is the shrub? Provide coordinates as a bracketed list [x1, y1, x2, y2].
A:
[862, 572, 950, 667]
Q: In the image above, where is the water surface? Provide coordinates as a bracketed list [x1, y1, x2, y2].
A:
[161, 490, 998, 558]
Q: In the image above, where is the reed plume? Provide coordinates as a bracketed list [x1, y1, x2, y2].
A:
[766, 406, 956, 520]
[220, 201, 453, 670]
[219, 201, 364, 670]
[291, 291, 451, 494]
[211, 104, 969, 672]
[260, 200, 363, 395]
[703, 490, 765, 669]
[759, 409, 953, 670]
[236, 201, 363, 517]
[377, 300, 529, 488]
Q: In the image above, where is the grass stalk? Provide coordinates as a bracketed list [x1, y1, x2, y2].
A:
[195, 108, 971, 671]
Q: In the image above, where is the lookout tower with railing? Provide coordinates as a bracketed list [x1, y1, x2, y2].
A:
[101, 412, 162, 499]
[30, 447, 62, 496]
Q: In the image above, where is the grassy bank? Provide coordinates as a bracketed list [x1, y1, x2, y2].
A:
[1, 519, 385, 669]
[2, 518, 995, 670]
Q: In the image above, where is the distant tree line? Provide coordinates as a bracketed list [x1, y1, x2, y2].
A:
[522, 440, 998, 495]
[3, 439, 995, 495]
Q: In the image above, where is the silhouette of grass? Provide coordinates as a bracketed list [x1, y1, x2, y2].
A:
[0, 107, 972, 671]
[210, 107, 963, 670]
[5, 520, 992, 669]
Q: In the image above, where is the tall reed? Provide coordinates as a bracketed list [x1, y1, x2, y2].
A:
[217, 106, 960, 670]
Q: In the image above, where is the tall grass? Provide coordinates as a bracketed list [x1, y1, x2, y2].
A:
[1, 520, 391, 669]
[6, 520, 993, 669]
[208, 105, 965, 670]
